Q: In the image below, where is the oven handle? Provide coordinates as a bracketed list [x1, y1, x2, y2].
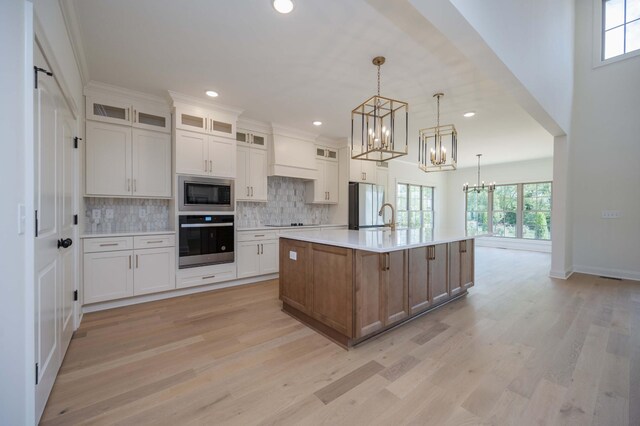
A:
[180, 223, 234, 228]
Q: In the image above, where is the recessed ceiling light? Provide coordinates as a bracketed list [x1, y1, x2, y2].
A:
[463, 111, 475, 118]
[312, 121, 322, 126]
[273, 0, 294, 14]
[205, 90, 219, 98]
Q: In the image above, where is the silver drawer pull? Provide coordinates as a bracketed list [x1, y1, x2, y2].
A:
[254, 234, 265, 237]
[202, 275, 216, 279]
[99, 243, 119, 247]
[146, 240, 164, 244]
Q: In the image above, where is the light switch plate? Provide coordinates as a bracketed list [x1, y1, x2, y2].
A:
[602, 210, 622, 219]
[17, 204, 25, 235]
[289, 251, 297, 261]
[138, 208, 147, 218]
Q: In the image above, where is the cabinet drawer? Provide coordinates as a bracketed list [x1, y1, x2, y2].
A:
[176, 263, 237, 289]
[237, 231, 278, 242]
[84, 237, 134, 253]
[133, 234, 175, 249]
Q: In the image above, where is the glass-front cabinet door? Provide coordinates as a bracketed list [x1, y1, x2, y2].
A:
[175, 105, 208, 134]
[86, 96, 132, 126]
[132, 102, 171, 133]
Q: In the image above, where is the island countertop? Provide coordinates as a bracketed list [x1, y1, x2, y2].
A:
[280, 228, 485, 253]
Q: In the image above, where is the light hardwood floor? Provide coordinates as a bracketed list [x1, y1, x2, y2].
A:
[41, 248, 640, 425]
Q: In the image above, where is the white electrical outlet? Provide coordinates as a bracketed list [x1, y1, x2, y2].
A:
[105, 209, 114, 219]
[289, 251, 297, 261]
[602, 210, 622, 219]
[92, 209, 101, 220]
[138, 208, 147, 218]
[17, 204, 25, 235]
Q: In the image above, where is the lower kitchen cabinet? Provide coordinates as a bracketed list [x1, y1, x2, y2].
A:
[83, 234, 176, 304]
[408, 243, 449, 314]
[279, 238, 312, 313]
[430, 244, 449, 304]
[449, 239, 474, 296]
[237, 232, 279, 278]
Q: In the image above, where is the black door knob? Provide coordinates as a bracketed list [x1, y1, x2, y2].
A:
[57, 238, 73, 249]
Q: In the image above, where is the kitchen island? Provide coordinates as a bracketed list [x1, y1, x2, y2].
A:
[279, 229, 477, 348]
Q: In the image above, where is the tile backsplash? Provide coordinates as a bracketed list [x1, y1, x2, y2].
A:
[236, 176, 330, 228]
[84, 198, 170, 233]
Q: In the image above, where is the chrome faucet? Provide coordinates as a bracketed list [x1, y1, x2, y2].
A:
[378, 203, 396, 231]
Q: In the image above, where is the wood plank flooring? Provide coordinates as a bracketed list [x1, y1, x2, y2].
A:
[41, 248, 640, 425]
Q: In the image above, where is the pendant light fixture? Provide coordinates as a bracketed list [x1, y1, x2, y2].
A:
[351, 56, 408, 162]
[419, 93, 457, 172]
[463, 154, 496, 193]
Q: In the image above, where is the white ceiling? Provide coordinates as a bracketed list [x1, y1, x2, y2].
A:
[70, 0, 552, 167]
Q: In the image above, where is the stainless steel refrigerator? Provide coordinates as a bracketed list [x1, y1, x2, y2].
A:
[348, 182, 386, 230]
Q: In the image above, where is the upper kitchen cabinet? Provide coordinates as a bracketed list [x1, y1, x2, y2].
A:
[237, 145, 268, 202]
[85, 83, 171, 133]
[349, 149, 377, 183]
[172, 95, 241, 140]
[305, 145, 339, 204]
[236, 128, 268, 149]
[175, 130, 236, 178]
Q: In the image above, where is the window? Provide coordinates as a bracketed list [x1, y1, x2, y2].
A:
[603, 0, 640, 60]
[397, 183, 434, 236]
[523, 182, 552, 240]
[465, 181, 552, 240]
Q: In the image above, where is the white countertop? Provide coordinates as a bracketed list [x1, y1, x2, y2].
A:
[280, 228, 484, 252]
[237, 224, 347, 232]
[80, 230, 176, 239]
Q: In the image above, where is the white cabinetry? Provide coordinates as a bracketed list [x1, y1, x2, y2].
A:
[86, 122, 171, 197]
[174, 103, 236, 139]
[349, 157, 377, 183]
[270, 125, 318, 180]
[83, 234, 175, 304]
[175, 129, 236, 178]
[176, 262, 237, 289]
[237, 145, 268, 202]
[86, 95, 171, 133]
[306, 147, 339, 204]
[237, 231, 279, 278]
[236, 129, 267, 148]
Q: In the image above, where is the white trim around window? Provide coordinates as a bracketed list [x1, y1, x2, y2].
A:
[592, 0, 640, 68]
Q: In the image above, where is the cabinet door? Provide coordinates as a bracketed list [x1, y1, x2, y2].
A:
[279, 239, 312, 313]
[237, 241, 261, 278]
[384, 250, 409, 325]
[132, 129, 171, 197]
[175, 130, 209, 176]
[133, 103, 170, 133]
[449, 242, 463, 297]
[460, 239, 474, 289]
[133, 247, 175, 295]
[259, 240, 279, 274]
[83, 251, 134, 304]
[249, 149, 268, 201]
[250, 132, 267, 148]
[175, 105, 208, 134]
[409, 247, 430, 315]
[209, 113, 235, 139]
[430, 244, 449, 304]
[236, 146, 250, 201]
[86, 96, 131, 126]
[85, 121, 132, 196]
[354, 250, 384, 338]
[349, 158, 362, 182]
[361, 159, 377, 183]
[325, 160, 339, 204]
[209, 136, 236, 178]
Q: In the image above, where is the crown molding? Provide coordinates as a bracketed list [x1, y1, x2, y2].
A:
[85, 81, 170, 106]
[168, 91, 244, 115]
[236, 117, 272, 134]
[59, 0, 89, 85]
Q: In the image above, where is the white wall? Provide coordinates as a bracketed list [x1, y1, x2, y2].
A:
[444, 157, 553, 235]
[0, 1, 32, 424]
[570, 0, 640, 280]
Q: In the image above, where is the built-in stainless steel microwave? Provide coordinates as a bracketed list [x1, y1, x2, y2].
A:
[178, 176, 234, 212]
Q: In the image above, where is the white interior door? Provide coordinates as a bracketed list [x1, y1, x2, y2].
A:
[132, 128, 171, 197]
[34, 45, 78, 420]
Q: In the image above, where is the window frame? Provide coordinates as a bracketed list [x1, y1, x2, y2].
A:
[594, 0, 640, 67]
[465, 181, 552, 241]
[396, 182, 434, 235]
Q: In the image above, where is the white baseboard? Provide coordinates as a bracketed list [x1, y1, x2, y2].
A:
[572, 265, 640, 282]
[476, 237, 552, 253]
[82, 273, 279, 314]
[549, 268, 574, 280]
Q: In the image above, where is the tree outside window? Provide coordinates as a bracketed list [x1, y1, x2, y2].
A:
[397, 183, 434, 238]
[466, 190, 489, 236]
[492, 185, 518, 238]
[523, 182, 552, 240]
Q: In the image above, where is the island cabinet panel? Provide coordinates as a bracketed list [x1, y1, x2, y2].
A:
[310, 244, 354, 337]
[354, 251, 384, 339]
[430, 244, 449, 305]
[449, 239, 475, 296]
[409, 247, 430, 315]
[384, 250, 409, 326]
[279, 239, 312, 313]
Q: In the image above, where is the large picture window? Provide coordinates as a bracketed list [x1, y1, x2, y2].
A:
[397, 183, 434, 237]
[602, 0, 640, 60]
[465, 181, 552, 240]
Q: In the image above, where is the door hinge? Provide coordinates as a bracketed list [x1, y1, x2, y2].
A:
[35, 210, 38, 237]
[34, 66, 53, 89]
[73, 214, 78, 225]
[35, 363, 39, 385]
[73, 290, 78, 301]
[74, 136, 82, 149]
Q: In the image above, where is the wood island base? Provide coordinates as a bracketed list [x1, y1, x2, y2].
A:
[278, 236, 474, 349]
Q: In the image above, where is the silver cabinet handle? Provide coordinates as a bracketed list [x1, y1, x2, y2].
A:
[260, 243, 263, 255]
[133, 179, 137, 192]
[202, 275, 216, 280]
[127, 178, 131, 192]
[257, 244, 260, 255]
[100, 243, 118, 247]
[209, 160, 213, 174]
[204, 116, 207, 131]
[251, 187, 253, 197]
[254, 234, 265, 237]
[126, 107, 130, 122]
[204, 159, 208, 172]
[246, 186, 250, 197]
[136, 254, 139, 268]
[146, 240, 163, 244]
[129, 255, 132, 269]
[133, 109, 137, 123]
